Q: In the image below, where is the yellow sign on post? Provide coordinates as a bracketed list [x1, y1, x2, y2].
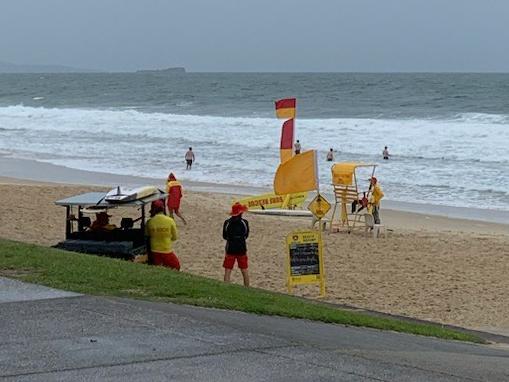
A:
[286, 230, 326, 297]
[307, 193, 331, 220]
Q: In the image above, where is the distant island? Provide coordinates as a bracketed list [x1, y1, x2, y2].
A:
[0, 61, 97, 73]
[136, 67, 186, 74]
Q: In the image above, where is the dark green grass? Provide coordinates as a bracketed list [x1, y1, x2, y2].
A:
[0, 239, 483, 343]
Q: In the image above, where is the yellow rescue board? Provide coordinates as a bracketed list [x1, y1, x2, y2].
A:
[235, 192, 308, 210]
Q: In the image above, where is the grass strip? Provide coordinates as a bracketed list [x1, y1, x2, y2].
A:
[0, 239, 483, 343]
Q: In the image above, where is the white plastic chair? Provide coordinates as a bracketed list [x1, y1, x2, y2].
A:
[364, 214, 386, 238]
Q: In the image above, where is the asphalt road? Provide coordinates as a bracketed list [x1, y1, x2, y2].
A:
[0, 278, 508, 381]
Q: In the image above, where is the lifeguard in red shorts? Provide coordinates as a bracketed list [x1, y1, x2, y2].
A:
[222, 202, 250, 287]
[166, 173, 187, 225]
[145, 200, 180, 270]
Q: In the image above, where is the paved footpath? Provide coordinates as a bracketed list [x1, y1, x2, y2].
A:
[0, 277, 508, 382]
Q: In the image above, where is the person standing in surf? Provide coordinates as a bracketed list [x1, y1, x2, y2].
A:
[383, 146, 390, 160]
[166, 172, 187, 225]
[222, 202, 250, 287]
[326, 148, 334, 162]
[185, 147, 195, 170]
[294, 140, 301, 155]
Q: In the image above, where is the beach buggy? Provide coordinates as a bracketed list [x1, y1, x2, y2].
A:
[54, 186, 166, 261]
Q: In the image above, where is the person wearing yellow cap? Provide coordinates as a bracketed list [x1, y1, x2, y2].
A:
[369, 177, 384, 224]
[145, 200, 180, 270]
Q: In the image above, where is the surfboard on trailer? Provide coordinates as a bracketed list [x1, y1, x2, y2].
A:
[105, 186, 158, 203]
[248, 209, 312, 217]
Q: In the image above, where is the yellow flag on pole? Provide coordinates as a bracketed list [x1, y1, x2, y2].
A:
[273, 150, 318, 195]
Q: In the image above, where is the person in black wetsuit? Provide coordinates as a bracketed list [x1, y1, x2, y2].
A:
[222, 202, 250, 287]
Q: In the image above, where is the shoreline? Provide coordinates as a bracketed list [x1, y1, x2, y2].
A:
[1, 156, 508, 228]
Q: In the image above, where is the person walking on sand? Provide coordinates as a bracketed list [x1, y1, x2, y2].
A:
[185, 147, 195, 170]
[166, 173, 187, 225]
[369, 177, 384, 224]
[222, 202, 250, 287]
[294, 140, 301, 155]
[326, 148, 334, 162]
[383, 146, 390, 160]
[146, 200, 180, 270]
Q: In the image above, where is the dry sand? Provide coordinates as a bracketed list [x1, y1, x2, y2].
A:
[0, 177, 508, 335]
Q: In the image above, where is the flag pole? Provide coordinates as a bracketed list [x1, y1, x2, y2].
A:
[314, 150, 320, 193]
[294, 99, 297, 160]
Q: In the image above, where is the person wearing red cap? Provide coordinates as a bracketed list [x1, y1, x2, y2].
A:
[166, 173, 186, 225]
[222, 202, 250, 287]
[145, 199, 180, 270]
[369, 177, 384, 224]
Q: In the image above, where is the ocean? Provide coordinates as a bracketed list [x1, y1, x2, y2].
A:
[0, 72, 508, 211]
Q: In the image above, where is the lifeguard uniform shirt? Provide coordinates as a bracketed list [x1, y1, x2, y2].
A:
[166, 180, 183, 209]
[146, 213, 178, 253]
[371, 184, 385, 207]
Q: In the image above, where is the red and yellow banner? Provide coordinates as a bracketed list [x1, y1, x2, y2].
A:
[275, 98, 296, 119]
[280, 118, 294, 163]
[234, 192, 308, 210]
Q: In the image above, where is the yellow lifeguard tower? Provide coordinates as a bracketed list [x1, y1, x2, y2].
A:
[329, 162, 377, 233]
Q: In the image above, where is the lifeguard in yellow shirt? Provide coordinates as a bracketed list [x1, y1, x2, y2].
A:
[369, 177, 384, 224]
[145, 200, 180, 270]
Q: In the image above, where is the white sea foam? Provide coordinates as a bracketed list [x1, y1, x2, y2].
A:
[0, 105, 508, 210]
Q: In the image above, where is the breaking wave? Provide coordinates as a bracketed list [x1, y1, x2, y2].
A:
[0, 105, 508, 210]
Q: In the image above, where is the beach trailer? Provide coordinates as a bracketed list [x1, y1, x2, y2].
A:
[329, 162, 377, 233]
[54, 188, 166, 260]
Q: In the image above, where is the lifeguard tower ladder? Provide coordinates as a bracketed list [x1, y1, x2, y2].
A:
[329, 163, 377, 233]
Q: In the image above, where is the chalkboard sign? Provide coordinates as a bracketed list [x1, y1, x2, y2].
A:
[288, 241, 320, 276]
[286, 230, 325, 296]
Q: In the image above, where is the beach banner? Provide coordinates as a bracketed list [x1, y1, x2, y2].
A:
[280, 118, 294, 163]
[235, 192, 308, 210]
[274, 150, 318, 195]
[275, 98, 296, 119]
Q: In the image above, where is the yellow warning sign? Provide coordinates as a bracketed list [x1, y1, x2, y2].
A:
[286, 230, 326, 297]
[307, 193, 331, 220]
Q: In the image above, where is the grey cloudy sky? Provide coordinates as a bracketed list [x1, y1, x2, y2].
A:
[1, 0, 508, 72]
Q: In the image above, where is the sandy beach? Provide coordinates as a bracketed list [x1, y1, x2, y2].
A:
[1, 173, 508, 336]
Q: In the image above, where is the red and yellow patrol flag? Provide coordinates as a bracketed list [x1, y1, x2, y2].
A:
[275, 98, 296, 119]
[274, 150, 318, 195]
[280, 118, 294, 163]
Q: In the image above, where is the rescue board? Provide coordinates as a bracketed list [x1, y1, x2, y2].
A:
[105, 185, 158, 203]
[248, 209, 312, 217]
[234, 192, 308, 210]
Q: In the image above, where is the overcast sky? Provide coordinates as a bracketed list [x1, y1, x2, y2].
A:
[1, 0, 508, 72]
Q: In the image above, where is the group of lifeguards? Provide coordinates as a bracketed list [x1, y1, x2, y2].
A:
[144, 173, 250, 286]
[144, 173, 185, 270]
